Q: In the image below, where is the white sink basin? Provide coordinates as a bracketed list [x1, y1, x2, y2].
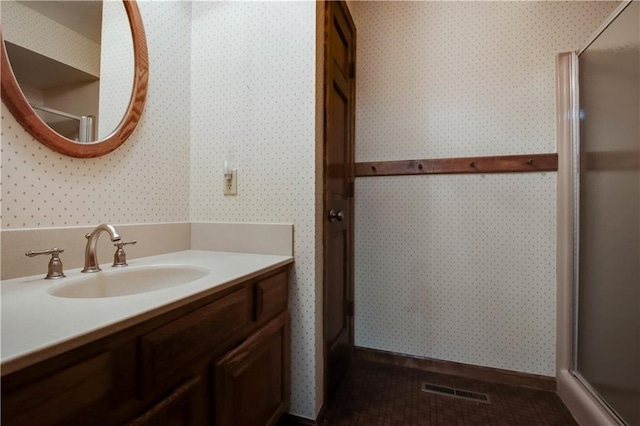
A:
[48, 265, 211, 299]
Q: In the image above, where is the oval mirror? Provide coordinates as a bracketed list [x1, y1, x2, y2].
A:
[1, 0, 148, 158]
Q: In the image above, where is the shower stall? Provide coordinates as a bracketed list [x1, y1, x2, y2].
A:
[557, 2, 639, 425]
[29, 105, 96, 143]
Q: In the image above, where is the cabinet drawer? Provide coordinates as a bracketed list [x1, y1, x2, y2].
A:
[2, 351, 118, 426]
[139, 287, 251, 397]
[254, 271, 288, 323]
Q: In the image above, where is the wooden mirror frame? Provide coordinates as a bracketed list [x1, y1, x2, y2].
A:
[0, 0, 148, 158]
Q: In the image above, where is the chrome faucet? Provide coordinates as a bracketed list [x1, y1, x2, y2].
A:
[82, 224, 121, 273]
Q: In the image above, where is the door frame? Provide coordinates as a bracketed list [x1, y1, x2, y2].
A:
[321, 0, 356, 407]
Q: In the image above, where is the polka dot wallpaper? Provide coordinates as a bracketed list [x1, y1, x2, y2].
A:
[1, 1, 193, 229]
[349, 1, 618, 377]
[356, 174, 557, 374]
[189, 1, 319, 418]
[350, 1, 619, 161]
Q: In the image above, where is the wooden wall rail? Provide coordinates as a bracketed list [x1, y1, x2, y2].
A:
[355, 153, 558, 177]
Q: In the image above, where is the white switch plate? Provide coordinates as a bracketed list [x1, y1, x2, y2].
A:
[224, 170, 237, 196]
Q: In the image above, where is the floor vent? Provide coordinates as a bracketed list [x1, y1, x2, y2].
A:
[421, 383, 491, 404]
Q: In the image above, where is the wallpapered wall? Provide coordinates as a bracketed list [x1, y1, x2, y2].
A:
[188, 2, 320, 418]
[1, 1, 192, 229]
[348, 1, 618, 377]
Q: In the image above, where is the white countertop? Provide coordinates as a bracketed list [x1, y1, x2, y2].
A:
[1, 250, 293, 375]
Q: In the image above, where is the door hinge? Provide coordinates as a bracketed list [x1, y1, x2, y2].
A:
[346, 300, 354, 317]
[348, 61, 356, 79]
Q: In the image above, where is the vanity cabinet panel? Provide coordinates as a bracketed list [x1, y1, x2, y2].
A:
[253, 270, 288, 324]
[1, 343, 138, 426]
[215, 311, 290, 426]
[139, 286, 251, 397]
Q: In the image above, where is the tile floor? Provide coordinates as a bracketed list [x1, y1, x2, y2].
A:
[322, 359, 578, 426]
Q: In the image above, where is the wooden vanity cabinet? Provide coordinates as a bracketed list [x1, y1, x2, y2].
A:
[1, 265, 291, 426]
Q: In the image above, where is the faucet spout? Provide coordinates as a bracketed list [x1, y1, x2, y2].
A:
[82, 224, 121, 273]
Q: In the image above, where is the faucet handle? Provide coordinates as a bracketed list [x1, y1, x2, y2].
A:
[115, 240, 137, 248]
[113, 241, 137, 267]
[25, 248, 66, 279]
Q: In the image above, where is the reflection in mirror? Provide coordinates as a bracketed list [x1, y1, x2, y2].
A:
[1, 0, 133, 143]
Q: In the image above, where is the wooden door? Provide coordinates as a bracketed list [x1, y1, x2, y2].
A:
[323, 0, 356, 400]
[214, 312, 290, 426]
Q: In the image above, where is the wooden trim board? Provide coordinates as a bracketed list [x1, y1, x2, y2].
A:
[354, 347, 556, 392]
[355, 153, 558, 177]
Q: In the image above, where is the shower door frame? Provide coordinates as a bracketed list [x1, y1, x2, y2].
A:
[557, 2, 636, 425]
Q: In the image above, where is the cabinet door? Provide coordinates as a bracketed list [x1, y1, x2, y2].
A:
[215, 311, 290, 426]
[128, 376, 205, 426]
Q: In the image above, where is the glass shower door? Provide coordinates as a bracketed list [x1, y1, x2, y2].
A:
[576, 2, 640, 425]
